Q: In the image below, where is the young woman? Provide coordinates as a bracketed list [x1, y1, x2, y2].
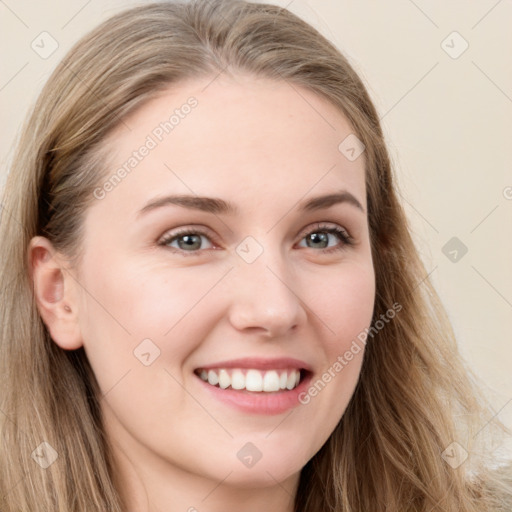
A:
[0, 1, 510, 510]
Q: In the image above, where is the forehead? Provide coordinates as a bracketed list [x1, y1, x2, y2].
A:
[92, 75, 366, 220]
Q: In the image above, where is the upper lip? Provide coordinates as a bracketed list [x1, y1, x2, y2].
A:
[195, 357, 313, 372]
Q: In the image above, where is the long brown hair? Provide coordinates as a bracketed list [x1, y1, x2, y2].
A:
[0, 1, 510, 510]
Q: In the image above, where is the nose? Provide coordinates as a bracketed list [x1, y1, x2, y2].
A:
[226, 250, 307, 338]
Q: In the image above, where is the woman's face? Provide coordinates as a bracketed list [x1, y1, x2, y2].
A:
[57, 76, 375, 492]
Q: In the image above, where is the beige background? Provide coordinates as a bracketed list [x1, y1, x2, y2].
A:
[1, 0, 511, 449]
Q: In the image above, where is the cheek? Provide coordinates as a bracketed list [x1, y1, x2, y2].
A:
[307, 261, 376, 348]
[76, 254, 230, 374]
[290, 263, 375, 456]
[304, 262, 374, 397]
[77, 243, 374, 402]
[117, 262, 232, 343]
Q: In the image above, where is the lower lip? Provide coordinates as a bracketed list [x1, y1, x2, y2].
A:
[194, 372, 313, 415]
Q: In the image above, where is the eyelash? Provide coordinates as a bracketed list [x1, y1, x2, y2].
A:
[158, 223, 355, 257]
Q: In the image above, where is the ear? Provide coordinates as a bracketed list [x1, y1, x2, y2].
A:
[28, 236, 83, 350]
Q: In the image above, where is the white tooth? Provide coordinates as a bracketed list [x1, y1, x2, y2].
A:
[286, 371, 296, 390]
[218, 369, 231, 389]
[245, 369, 263, 392]
[263, 370, 280, 392]
[203, 368, 301, 392]
[231, 369, 245, 390]
[207, 370, 219, 386]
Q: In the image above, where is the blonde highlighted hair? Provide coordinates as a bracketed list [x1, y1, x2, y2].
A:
[0, 1, 510, 510]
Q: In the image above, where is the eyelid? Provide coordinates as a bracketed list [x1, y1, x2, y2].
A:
[295, 222, 355, 254]
[296, 221, 351, 242]
[158, 221, 354, 255]
[157, 225, 219, 251]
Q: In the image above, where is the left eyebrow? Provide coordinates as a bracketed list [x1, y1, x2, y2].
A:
[136, 189, 365, 219]
[298, 191, 365, 214]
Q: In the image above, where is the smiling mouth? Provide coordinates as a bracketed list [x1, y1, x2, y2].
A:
[194, 367, 309, 393]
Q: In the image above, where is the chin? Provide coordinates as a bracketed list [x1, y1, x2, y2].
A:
[214, 453, 306, 489]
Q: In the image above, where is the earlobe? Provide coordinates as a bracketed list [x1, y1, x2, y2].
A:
[28, 236, 83, 350]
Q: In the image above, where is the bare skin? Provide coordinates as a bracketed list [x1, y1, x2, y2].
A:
[29, 74, 375, 512]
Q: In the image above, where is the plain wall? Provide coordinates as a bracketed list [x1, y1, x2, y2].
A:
[1, 0, 511, 453]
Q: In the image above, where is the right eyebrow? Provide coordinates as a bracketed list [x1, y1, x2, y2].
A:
[137, 195, 239, 218]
